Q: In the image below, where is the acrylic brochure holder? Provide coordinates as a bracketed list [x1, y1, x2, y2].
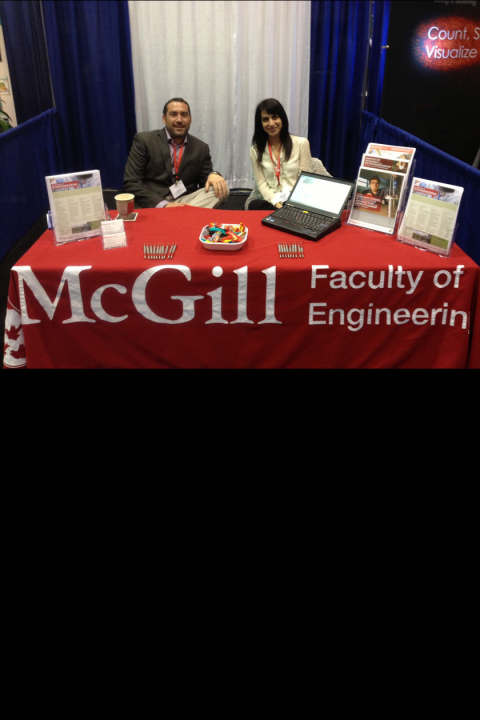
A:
[47, 203, 115, 245]
[395, 175, 464, 258]
[397, 220, 460, 258]
[45, 170, 106, 246]
[45, 166, 128, 250]
[392, 164, 416, 237]
[347, 144, 417, 237]
[347, 158, 417, 237]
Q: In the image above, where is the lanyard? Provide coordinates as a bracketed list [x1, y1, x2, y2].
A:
[268, 140, 282, 186]
[172, 140, 185, 182]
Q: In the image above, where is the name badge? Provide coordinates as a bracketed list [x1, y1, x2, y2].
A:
[271, 189, 290, 205]
[169, 180, 187, 199]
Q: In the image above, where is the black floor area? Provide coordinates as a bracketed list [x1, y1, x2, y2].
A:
[0, 189, 252, 365]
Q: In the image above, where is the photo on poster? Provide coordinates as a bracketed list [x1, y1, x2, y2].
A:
[356, 170, 405, 212]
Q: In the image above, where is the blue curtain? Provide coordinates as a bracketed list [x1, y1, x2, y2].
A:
[359, 111, 480, 266]
[364, 1, 390, 117]
[0, 109, 62, 260]
[0, 1, 54, 124]
[41, 0, 137, 189]
[308, 1, 372, 182]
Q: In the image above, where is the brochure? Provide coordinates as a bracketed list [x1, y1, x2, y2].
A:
[365, 143, 416, 163]
[397, 178, 463, 256]
[362, 152, 411, 176]
[347, 144, 416, 234]
[45, 170, 105, 244]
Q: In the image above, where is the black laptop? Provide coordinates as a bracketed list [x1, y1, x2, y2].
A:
[261, 171, 354, 241]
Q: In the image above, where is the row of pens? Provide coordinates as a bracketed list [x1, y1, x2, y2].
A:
[143, 242, 305, 260]
[278, 242, 304, 258]
[143, 244, 177, 260]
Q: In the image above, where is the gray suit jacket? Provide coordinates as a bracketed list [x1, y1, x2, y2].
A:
[123, 128, 214, 207]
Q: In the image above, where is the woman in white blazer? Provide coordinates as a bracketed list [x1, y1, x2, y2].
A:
[248, 98, 312, 210]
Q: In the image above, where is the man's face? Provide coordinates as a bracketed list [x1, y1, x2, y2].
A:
[369, 179, 380, 193]
[163, 102, 192, 141]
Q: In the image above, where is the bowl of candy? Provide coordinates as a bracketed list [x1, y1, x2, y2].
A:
[199, 222, 248, 251]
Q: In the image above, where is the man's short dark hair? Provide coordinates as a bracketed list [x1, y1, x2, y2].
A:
[163, 98, 191, 116]
[369, 175, 380, 183]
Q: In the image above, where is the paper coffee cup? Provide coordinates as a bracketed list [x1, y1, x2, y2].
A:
[115, 193, 135, 217]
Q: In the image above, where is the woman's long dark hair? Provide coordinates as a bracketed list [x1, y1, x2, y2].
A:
[252, 98, 293, 164]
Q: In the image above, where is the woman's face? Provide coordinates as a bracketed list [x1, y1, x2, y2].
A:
[261, 111, 283, 140]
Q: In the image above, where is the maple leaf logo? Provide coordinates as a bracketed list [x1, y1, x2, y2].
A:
[5, 323, 20, 343]
[10, 348, 26, 361]
[3, 302, 26, 368]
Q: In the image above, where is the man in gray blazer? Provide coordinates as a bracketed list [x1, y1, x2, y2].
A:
[123, 97, 229, 208]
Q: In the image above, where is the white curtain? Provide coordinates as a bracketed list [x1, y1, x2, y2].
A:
[128, 0, 311, 188]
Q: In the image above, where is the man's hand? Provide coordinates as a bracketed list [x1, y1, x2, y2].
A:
[165, 202, 189, 208]
[275, 202, 283, 209]
[205, 173, 228, 200]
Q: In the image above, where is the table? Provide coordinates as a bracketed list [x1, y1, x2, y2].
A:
[3, 208, 480, 368]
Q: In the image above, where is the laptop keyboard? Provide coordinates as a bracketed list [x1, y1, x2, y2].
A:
[274, 206, 333, 230]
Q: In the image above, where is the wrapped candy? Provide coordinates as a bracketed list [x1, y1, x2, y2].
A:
[203, 222, 246, 244]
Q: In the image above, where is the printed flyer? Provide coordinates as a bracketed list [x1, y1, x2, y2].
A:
[397, 178, 464, 256]
[365, 143, 416, 163]
[45, 170, 104, 244]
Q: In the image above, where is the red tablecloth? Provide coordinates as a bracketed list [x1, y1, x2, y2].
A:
[4, 208, 480, 368]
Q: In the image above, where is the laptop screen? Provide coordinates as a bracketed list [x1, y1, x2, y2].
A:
[289, 173, 353, 215]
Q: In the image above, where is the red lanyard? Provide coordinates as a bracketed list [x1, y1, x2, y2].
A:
[268, 140, 282, 186]
[172, 140, 185, 182]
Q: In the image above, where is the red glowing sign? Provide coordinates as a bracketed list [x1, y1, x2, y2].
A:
[413, 17, 480, 70]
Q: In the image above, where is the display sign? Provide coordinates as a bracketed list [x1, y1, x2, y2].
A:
[414, 15, 479, 68]
[381, 1, 480, 165]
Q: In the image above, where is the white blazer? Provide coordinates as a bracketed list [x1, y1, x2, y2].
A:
[250, 135, 312, 204]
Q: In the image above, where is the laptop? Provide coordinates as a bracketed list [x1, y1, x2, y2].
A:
[261, 171, 354, 241]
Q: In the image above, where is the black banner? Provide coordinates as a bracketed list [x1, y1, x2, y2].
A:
[381, 0, 480, 165]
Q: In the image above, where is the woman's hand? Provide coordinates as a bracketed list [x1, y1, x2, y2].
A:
[275, 202, 283, 209]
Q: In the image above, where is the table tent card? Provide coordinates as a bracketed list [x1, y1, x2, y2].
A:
[397, 178, 464, 257]
[101, 218, 127, 249]
[45, 170, 105, 245]
[348, 144, 416, 235]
